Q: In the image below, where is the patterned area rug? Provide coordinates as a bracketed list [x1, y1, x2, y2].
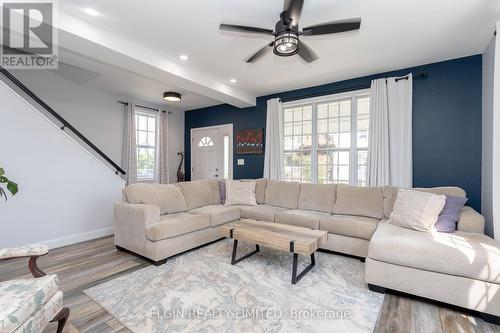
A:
[84, 239, 383, 332]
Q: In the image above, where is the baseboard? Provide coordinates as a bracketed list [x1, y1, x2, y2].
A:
[34, 227, 114, 249]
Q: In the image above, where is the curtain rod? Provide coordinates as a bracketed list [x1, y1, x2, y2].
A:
[280, 71, 428, 103]
[394, 71, 428, 82]
[118, 100, 172, 114]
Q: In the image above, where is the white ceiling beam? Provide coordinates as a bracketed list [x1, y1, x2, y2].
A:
[53, 10, 256, 108]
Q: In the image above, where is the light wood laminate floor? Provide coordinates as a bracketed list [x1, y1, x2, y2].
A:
[0, 236, 498, 333]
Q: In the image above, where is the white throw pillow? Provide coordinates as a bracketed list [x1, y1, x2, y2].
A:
[389, 189, 446, 232]
[225, 180, 257, 206]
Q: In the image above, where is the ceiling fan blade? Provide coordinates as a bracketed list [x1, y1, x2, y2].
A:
[246, 42, 274, 63]
[219, 23, 274, 36]
[283, 0, 304, 25]
[298, 41, 318, 63]
[302, 18, 361, 36]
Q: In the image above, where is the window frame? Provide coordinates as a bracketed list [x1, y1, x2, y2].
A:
[135, 108, 158, 181]
[281, 88, 370, 186]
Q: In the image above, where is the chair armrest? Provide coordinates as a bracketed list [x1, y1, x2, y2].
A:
[457, 206, 485, 234]
[0, 245, 49, 278]
[0, 244, 48, 260]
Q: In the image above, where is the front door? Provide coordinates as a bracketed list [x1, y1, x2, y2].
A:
[191, 125, 233, 181]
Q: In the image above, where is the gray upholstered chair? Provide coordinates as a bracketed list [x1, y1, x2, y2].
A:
[0, 245, 69, 333]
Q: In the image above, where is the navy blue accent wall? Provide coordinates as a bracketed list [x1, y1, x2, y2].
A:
[185, 55, 482, 211]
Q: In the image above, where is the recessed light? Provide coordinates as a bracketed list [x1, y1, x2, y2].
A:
[83, 8, 99, 16]
[179, 54, 188, 61]
[163, 91, 182, 102]
[230, 78, 237, 83]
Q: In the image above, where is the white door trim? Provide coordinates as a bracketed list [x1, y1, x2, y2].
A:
[191, 124, 233, 180]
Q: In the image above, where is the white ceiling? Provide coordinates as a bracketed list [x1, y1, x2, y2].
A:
[36, 1, 500, 109]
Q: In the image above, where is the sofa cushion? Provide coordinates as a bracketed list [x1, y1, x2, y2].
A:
[369, 222, 500, 284]
[382, 186, 466, 218]
[125, 183, 188, 215]
[238, 204, 289, 221]
[146, 213, 210, 241]
[333, 184, 384, 219]
[320, 215, 379, 240]
[264, 180, 301, 209]
[298, 183, 336, 213]
[189, 204, 240, 227]
[0, 274, 60, 333]
[275, 209, 331, 229]
[177, 180, 221, 210]
[240, 178, 268, 204]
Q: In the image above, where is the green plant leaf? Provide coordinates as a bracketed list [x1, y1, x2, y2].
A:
[0, 188, 6, 202]
[0, 176, 6, 183]
[7, 181, 18, 196]
[0, 168, 4, 176]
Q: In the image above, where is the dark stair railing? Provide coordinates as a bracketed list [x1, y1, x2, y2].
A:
[0, 66, 126, 176]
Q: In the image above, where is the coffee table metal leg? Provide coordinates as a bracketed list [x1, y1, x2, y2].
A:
[291, 252, 316, 284]
[231, 239, 260, 265]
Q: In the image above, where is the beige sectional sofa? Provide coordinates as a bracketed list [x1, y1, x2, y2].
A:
[114, 178, 500, 323]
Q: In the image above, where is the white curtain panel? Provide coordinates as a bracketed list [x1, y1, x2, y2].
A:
[367, 79, 390, 186]
[122, 102, 137, 185]
[387, 74, 413, 188]
[156, 110, 169, 184]
[367, 74, 413, 187]
[263, 98, 283, 180]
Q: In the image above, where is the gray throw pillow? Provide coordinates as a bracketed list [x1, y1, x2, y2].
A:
[434, 195, 468, 233]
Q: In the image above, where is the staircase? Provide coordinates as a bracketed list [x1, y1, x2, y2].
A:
[0, 68, 125, 248]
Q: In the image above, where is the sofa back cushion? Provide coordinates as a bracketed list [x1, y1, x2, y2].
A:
[177, 180, 221, 210]
[298, 183, 336, 213]
[239, 178, 268, 204]
[125, 183, 188, 215]
[333, 184, 384, 219]
[382, 186, 466, 218]
[264, 180, 301, 209]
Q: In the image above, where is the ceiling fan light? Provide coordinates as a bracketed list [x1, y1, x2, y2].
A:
[163, 91, 182, 102]
[274, 31, 299, 56]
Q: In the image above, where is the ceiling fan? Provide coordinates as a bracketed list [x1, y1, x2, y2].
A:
[219, 0, 361, 63]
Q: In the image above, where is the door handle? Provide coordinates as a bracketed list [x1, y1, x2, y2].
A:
[214, 175, 219, 177]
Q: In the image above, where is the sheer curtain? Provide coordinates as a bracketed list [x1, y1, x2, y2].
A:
[263, 98, 283, 180]
[122, 102, 137, 184]
[367, 74, 413, 187]
[156, 110, 169, 184]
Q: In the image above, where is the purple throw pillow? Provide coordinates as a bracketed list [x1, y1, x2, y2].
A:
[434, 195, 468, 233]
[218, 180, 226, 204]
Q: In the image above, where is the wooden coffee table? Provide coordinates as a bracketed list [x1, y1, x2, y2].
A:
[218, 218, 327, 284]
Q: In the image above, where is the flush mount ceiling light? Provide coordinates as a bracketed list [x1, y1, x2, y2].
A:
[230, 78, 237, 83]
[163, 91, 181, 102]
[83, 8, 99, 16]
[179, 54, 188, 61]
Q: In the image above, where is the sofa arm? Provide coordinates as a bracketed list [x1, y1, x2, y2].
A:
[457, 206, 485, 234]
[114, 202, 160, 251]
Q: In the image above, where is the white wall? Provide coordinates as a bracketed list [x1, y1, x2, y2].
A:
[493, 22, 500, 241]
[0, 81, 125, 248]
[482, 36, 495, 237]
[11, 69, 125, 163]
[9, 69, 185, 184]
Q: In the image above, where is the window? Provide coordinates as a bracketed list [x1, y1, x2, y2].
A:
[198, 136, 214, 147]
[283, 105, 313, 182]
[282, 90, 370, 186]
[135, 109, 157, 180]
